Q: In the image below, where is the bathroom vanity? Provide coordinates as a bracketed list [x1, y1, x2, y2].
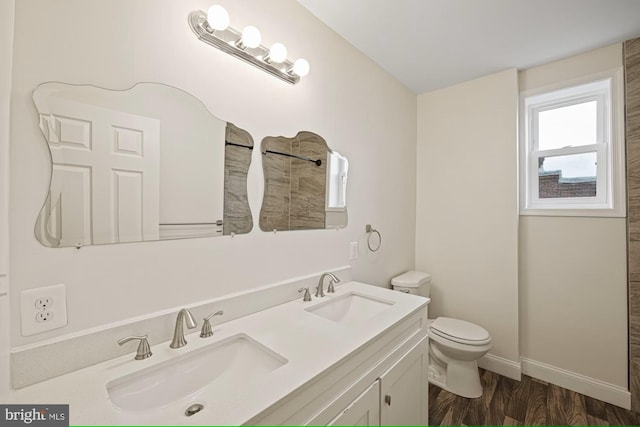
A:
[6, 279, 429, 425]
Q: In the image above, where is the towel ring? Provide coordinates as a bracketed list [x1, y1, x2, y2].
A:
[366, 224, 382, 252]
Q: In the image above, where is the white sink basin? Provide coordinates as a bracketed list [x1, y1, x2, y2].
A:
[305, 292, 395, 324]
[106, 334, 287, 411]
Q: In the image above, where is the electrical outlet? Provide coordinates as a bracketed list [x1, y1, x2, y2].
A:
[21, 284, 67, 336]
[35, 311, 54, 323]
[35, 296, 53, 310]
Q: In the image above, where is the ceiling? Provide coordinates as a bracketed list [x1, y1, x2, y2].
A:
[296, 0, 640, 94]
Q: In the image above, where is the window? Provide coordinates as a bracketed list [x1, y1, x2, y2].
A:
[326, 151, 348, 210]
[520, 69, 625, 216]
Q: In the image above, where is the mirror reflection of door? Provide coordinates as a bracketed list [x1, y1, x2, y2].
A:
[36, 98, 160, 246]
[33, 82, 254, 248]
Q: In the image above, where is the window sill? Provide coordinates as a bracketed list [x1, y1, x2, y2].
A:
[519, 207, 625, 218]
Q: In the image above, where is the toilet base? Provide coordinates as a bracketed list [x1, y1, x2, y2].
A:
[429, 355, 483, 398]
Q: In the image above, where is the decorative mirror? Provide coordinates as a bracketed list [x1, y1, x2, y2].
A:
[33, 82, 253, 247]
[259, 131, 348, 231]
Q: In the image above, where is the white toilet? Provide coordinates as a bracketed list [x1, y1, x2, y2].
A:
[391, 271, 491, 398]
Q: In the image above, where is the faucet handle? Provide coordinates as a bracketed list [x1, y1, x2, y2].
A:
[200, 310, 224, 338]
[327, 279, 337, 294]
[298, 287, 312, 302]
[118, 334, 152, 360]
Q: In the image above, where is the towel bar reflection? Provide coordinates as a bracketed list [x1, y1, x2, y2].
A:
[366, 224, 381, 252]
[225, 141, 253, 150]
[263, 149, 322, 166]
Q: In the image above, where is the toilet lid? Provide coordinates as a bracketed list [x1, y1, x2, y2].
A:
[429, 317, 490, 345]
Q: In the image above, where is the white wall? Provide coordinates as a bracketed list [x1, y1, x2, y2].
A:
[416, 69, 520, 370]
[9, 0, 417, 347]
[519, 44, 628, 389]
[0, 0, 15, 395]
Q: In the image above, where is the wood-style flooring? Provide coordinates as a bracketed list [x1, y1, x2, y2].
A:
[429, 369, 640, 426]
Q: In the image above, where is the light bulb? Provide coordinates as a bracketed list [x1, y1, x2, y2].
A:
[241, 26, 261, 49]
[206, 5, 230, 31]
[268, 43, 288, 63]
[292, 58, 310, 77]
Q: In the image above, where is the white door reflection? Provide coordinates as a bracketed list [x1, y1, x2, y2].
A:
[33, 82, 250, 248]
[37, 98, 160, 246]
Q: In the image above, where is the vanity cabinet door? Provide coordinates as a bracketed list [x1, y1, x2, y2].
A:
[327, 380, 380, 426]
[379, 337, 429, 426]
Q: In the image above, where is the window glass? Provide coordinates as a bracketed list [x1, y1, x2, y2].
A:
[538, 101, 597, 150]
[538, 152, 597, 199]
[327, 151, 348, 208]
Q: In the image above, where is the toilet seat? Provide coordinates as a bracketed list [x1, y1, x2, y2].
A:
[429, 317, 491, 346]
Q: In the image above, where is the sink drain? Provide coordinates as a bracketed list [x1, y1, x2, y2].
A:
[185, 403, 204, 417]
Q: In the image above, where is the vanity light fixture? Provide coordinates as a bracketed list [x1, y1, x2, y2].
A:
[188, 5, 310, 84]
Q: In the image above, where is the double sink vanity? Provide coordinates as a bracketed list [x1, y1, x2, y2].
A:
[7, 275, 429, 425]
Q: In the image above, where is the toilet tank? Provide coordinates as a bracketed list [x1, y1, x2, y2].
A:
[391, 271, 431, 297]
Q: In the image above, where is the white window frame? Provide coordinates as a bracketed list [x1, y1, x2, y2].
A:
[325, 150, 348, 212]
[519, 68, 625, 217]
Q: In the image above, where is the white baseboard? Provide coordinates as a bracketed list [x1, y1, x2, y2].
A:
[478, 353, 521, 380]
[521, 357, 630, 410]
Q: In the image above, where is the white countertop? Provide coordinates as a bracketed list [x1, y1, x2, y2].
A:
[6, 282, 428, 425]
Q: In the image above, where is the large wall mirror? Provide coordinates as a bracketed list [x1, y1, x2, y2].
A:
[33, 82, 253, 247]
[259, 131, 348, 231]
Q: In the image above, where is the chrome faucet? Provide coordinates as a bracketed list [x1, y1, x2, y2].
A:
[170, 308, 197, 349]
[315, 272, 340, 298]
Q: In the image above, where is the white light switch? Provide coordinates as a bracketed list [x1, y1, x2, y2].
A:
[349, 241, 359, 260]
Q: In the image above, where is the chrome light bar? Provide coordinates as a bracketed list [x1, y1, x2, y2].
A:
[188, 8, 309, 85]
